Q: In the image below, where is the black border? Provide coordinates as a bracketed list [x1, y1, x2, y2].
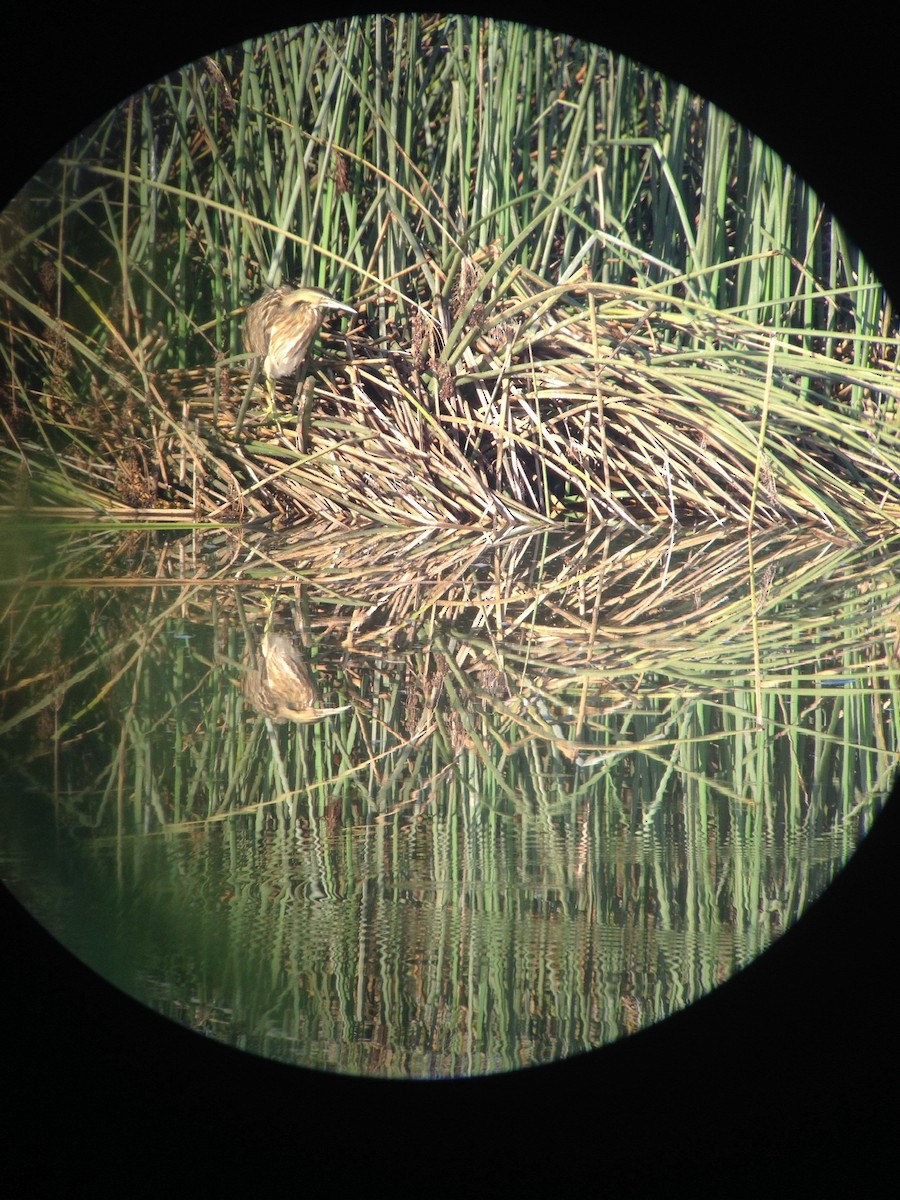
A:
[3, 7, 899, 1193]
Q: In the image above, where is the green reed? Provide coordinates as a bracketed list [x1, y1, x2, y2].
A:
[1, 15, 897, 529]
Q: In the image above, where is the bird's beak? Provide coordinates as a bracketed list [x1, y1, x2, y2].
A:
[286, 703, 352, 723]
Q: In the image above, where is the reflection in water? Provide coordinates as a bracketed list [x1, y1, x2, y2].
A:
[243, 630, 350, 724]
[0, 521, 898, 1077]
[0, 790, 875, 1078]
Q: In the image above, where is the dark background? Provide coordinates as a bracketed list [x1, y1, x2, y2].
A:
[3, 6, 898, 1195]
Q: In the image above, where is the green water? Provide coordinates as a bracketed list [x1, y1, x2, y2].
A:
[1, 519, 897, 1077]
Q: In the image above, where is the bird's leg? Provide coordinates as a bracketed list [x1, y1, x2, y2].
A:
[261, 377, 286, 435]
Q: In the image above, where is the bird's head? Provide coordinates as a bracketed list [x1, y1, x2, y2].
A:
[284, 286, 356, 317]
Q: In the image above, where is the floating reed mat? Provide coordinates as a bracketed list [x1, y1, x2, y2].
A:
[7, 279, 900, 533]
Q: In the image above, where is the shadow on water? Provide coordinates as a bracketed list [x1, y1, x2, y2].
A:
[1, 517, 898, 1076]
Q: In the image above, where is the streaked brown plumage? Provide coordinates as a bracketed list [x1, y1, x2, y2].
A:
[244, 631, 349, 724]
[242, 285, 356, 409]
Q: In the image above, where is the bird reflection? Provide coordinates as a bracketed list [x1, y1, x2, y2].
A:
[243, 630, 348, 724]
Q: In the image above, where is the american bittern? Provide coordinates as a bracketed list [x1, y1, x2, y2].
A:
[244, 630, 349, 724]
[242, 285, 356, 413]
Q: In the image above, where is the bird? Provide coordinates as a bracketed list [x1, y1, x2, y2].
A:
[242, 285, 356, 414]
[243, 630, 350, 724]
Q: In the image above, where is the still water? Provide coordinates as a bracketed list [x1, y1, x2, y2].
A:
[1, 519, 897, 1077]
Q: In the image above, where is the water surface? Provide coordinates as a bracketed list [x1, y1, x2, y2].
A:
[2, 519, 896, 1076]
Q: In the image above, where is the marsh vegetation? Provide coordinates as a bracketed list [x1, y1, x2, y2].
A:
[1, 15, 897, 530]
[1, 16, 898, 1076]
